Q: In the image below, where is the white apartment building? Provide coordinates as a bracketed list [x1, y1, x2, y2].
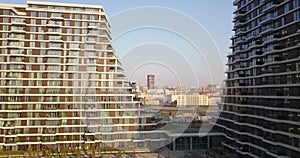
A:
[171, 94, 209, 106]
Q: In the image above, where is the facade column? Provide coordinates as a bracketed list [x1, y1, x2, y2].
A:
[173, 137, 176, 151]
[190, 137, 193, 150]
[207, 136, 210, 149]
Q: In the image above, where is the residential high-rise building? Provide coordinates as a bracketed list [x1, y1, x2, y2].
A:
[216, 0, 300, 157]
[147, 74, 155, 90]
[0, 1, 161, 152]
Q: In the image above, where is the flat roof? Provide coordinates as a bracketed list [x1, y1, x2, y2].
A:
[28, 0, 103, 9]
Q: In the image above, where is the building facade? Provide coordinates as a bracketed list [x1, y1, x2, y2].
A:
[216, 0, 300, 157]
[0, 1, 162, 152]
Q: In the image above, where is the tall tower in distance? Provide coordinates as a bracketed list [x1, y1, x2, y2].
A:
[147, 74, 155, 90]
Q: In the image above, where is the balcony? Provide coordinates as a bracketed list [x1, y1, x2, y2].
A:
[274, 45, 285, 50]
[274, 33, 281, 38]
[274, 56, 282, 61]
[88, 25, 98, 29]
[238, 83, 246, 86]
[11, 19, 26, 26]
[235, 28, 246, 36]
[50, 16, 64, 21]
[233, 0, 240, 6]
[256, 61, 264, 65]
[255, 50, 263, 55]
[260, 16, 276, 25]
[48, 46, 63, 50]
[260, 27, 274, 35]
[11, 29, 25, 33]
[46, 31, 62, 35]
[238, 74, 245, 77]
[234, 20, 246, 28]
[273, 0, 284, 4]
[47, 21, 61, 27]
[7, 35, 21, 41]
[86, 40, 97, 44]
[6, 44, 19, 49]
[234, 10, 246, 19]
[255, 40, 263, 45]
[263, 3, 281, 13]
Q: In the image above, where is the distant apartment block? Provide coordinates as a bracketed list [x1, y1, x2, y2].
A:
[0, 1, 160, 152]
[216, 0, 300, 157]
[172, 94, 209, 106]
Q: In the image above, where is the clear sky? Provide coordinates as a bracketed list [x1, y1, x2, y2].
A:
[0, 0, 235, 87]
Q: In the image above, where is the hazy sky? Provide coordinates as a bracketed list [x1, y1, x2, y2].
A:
[0, 0, 234, 87]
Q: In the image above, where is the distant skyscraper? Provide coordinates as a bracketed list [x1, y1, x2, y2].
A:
[147, 74, 155, 90]
[216, 0, 300, 157]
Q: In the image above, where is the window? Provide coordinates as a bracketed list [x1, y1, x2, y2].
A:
[38, 27, 44, 32]
[281, 17, 285, 26]
[69, 43, 79, 48]
[296, 74, 300, 83]
[67, 36, 72, 41]
[1, 49, 7, 54]
[30, 34, 35, 40]
[30, 27, 36, 32]
[82, 21, 88, 27]
[296, 62, 300, 71]
[38, 34, 44, 40]
[86, 8, 97, 12]
[27, 50, 32, 55]
[31, 19, 36, 24]
[65, 21, 70, 26]
[293, 11, 299, 21]
[75, 21, 80, 27]
[49, 35, 61, 41]
[56, 6, 66, 10]
[40, 42, 46, 48]
[90, 15, 95, 20]
[74, 36, 80, 41]
[284, 3, 289, 13]
[51, 12, 62, 17]
[75, 14, 80, 19]
[287, 75, 292, 84]
[3, 10, 9, 15]
[3, 18, 9, 23]
[39, 12, 47, 17]
[3, 25, 8, 31]
[293, 0, 299, 8]
[48, 50, 61, 56]
[31, 11, 36, 17]
[74, 29, 80, 34]
[41, 19, 47, 25]
[49, 43, 61, 48]
[30, 42, 35, 47]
